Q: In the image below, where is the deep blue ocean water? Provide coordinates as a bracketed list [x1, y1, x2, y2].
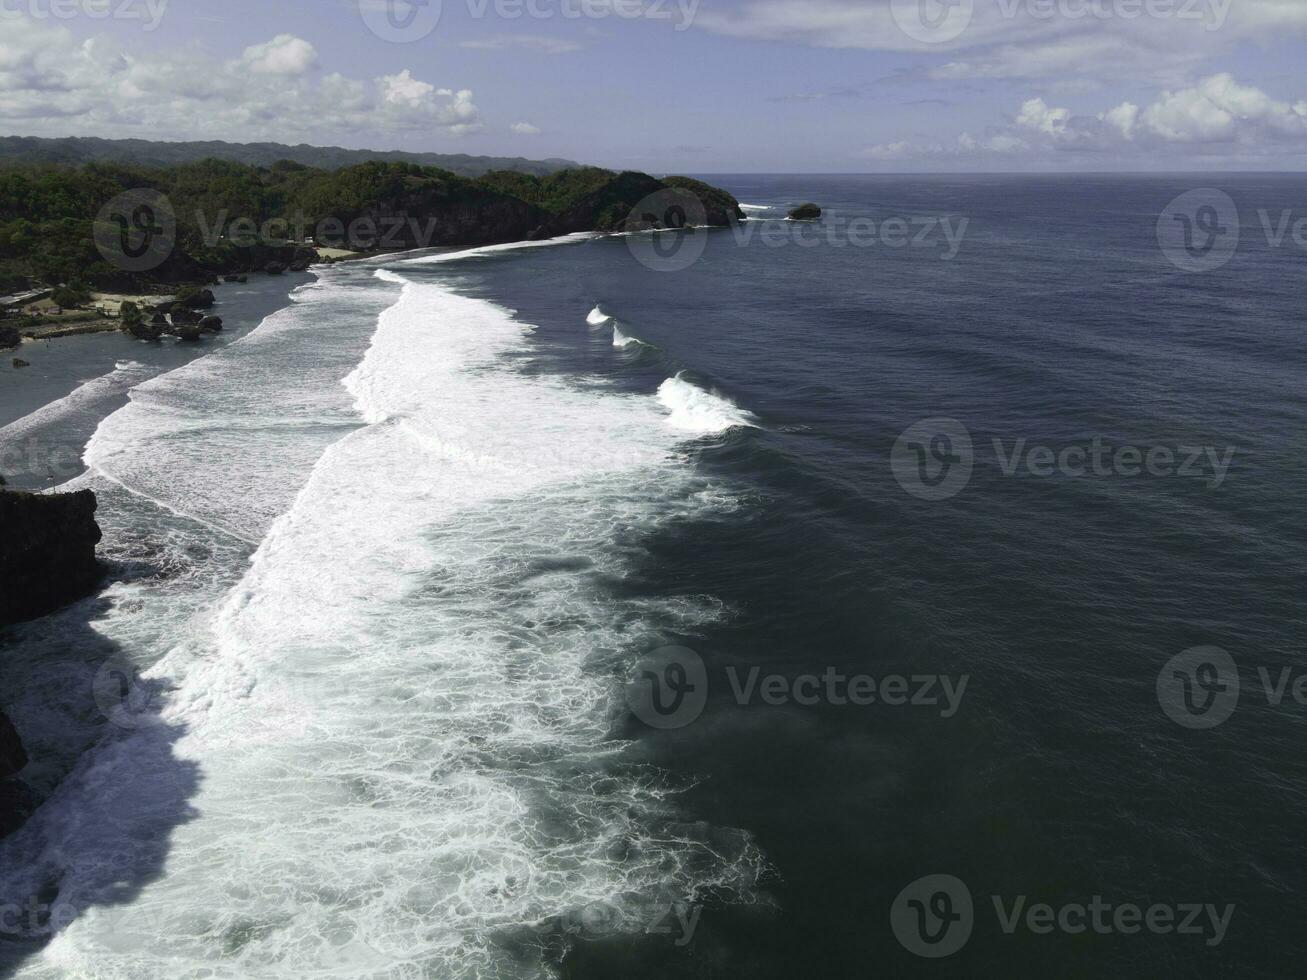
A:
[1, 175, 1305, 978]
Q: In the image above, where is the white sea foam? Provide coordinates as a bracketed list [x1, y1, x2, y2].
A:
[657, 373, 757, 435]
[398, 232, 599, 267]
[0, 360, 154, 444]
[586, 304, 611, 327]
[1, 266, 765, 979]
[611, 324, 645, 348]
[739, 204, 771, 213]
[80, 278, 389, 543]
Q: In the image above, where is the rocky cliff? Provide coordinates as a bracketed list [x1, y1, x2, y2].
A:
[0, 708, 29, 838]
[0, 489, 103, 627]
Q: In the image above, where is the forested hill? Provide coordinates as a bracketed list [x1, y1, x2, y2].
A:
[0, 136, 579, 177]
[0, 160, 746, 295]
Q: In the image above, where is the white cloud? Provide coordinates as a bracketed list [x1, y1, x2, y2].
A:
[511, 122, 542, 134]
[240, 34, 318, 76]
[1142, 73, 1307, 142]
[863, 74, 1307, 165]
[382, 69, 435, 106]
[0, 21, 482, 143]
[1100, 100, 1139, 140]
[1016, 97, 1070, 136]
[697, 0, 1307, 86]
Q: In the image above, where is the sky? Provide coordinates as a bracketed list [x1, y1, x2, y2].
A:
[2, 0, 1307, 171]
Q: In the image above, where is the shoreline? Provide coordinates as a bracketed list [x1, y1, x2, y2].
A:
[0, 272, 315, 486]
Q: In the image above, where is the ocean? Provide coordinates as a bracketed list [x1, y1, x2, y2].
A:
[1, 174, 1305, 978]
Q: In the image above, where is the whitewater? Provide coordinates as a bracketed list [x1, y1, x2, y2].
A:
[0, 252, 765, 979]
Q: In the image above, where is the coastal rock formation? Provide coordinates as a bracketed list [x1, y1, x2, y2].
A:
[0, 709, 29, 839]
[172, 324, 204, 342]
[125, 319, 164, 341]
[0, 489, 103, 626]
[265, 262, 287, 275]
[175, 287, 216, 309]
[548, 170, 667, 235]
[12, 358, 29, 368]
[169, 308, 203, 326]
[663, 176, 748, 226]
[0, 326, 19, 350]
[788, 203, 822, 221]
[0, 710, 26, 777]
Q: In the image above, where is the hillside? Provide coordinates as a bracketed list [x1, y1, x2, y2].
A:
[0, 135, 579, 177]
[0, 159, 745, 298]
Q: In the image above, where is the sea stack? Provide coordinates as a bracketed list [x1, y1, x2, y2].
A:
[788, 203, 822, 221]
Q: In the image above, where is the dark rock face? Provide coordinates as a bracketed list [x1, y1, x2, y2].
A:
[0, 711, 27, 778]
[176, 288, 216, 309]
[662, 176, 747, 226]
[0, 326, 19, 350]
[788, 203, 822, 221]
[264, 262, 287, 275]
[169, 308, 202, 326]
[548, 171, 668, 236]
[12, 358, 29, 368]
[0, 489, 103, 626]
[172, 324, 204, 342]
[124, 319, 163, 341]
[199, 316, 223, 332]
[0, 709, 30, 839]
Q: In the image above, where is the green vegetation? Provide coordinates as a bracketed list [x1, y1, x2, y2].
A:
[0, 157, 744, 296]
[0, 135, 579, 178]
[51, 283, 91, 308]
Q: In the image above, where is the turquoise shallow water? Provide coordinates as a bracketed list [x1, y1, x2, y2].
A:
[1, 176, 1305, 978]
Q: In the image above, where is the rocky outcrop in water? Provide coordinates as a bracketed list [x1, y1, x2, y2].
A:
[0, 489, 103, 626]
[788, 203, 822, 221]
